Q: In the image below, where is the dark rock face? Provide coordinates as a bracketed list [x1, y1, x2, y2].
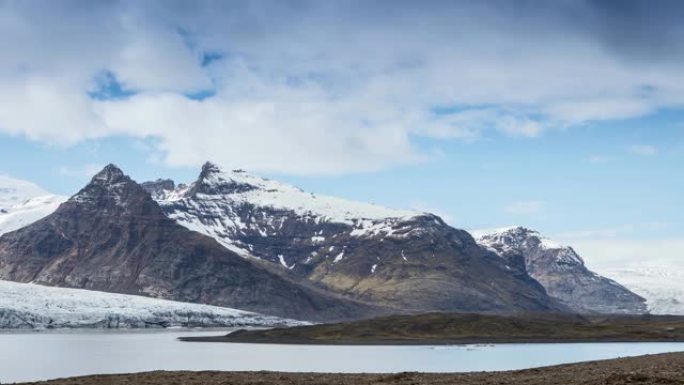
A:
[476, 227, 647, 314]
[147, 163, 563, 314]
[0, 165, 378, 322]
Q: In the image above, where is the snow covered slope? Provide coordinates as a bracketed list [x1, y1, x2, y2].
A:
[153, 164, 418, 224]
[0, 175, 66, 236]
[145, 162, 422, 259]
[0, 280, 305, 329]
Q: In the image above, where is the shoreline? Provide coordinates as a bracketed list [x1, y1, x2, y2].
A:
[180, 335, 684, 345]
[15, 352, 684, 385]
[179, 312, 684, 345]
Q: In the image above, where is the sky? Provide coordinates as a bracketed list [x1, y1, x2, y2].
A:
[0, 0, 683, 268]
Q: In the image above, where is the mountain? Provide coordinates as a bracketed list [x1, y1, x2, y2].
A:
[145, 162, 563, 314]
[0, 279, 304, 329]
[0, 165, 379, 322]
[0, 175, 66, 236]
[474, 227, 647, 314]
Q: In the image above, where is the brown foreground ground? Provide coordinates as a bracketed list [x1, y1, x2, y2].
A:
[18, 352, 684, 385]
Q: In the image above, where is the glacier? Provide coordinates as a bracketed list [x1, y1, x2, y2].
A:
[598, 265, 684, 315]
[0, 280, 306, 329]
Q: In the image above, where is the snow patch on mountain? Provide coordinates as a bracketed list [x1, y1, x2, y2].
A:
[164, 164, 420, 224]
[149, 163, 423, 258]
[474, 226, 581, 265]
[0, 280, 305, 329]
[0, 176, 66, 236]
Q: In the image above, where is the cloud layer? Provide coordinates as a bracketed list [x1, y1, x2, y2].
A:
[1, 0, 684, 173]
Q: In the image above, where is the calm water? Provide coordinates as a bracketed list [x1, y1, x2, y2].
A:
[1, 329, 683, 383]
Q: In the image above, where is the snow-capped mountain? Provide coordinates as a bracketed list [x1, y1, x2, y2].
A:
[0, 163, 658, 319]
[0, 280, 304, 329]
[144, 162, 563, 314]
[0, 165, 376, 322]
[0, 175, 66, 236]
[474, 227, 647, 314]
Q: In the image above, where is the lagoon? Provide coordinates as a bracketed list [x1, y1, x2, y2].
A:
[1, 330, 683, 383]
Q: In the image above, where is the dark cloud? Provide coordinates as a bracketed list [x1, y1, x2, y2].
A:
[585, 0, 684, 64]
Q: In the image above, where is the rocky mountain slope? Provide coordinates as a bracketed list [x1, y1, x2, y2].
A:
[0, 280, 304, 329]
[145, 163, 562, 314]
[0, 165, 378, 322]
[474, 227, 647, 314]
[0, 175, 66, 236]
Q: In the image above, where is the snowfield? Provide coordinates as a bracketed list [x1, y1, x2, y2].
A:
[599, 266, 684, 315]
[0, 280, 306, 329]
[0, 175, 66, 236]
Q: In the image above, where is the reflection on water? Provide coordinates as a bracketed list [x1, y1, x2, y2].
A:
[1, 330, 683, 383]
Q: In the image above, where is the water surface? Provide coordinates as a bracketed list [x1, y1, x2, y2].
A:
[1, 330, 683, 383]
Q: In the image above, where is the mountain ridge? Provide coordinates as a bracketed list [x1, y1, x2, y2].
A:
[0, 164, 381, 322]
[0, 163, 657, 319]
[146, 163, 566, 314]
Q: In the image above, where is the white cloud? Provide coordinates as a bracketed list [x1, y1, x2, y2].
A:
[545, 98, 655, 123]
[95, 93, 424, 174]
[554, 221, 680, 273]
[566, 238, 684, 272]
[626, 145, 658, 156]
[504, 201, 546, 215]
[555, 222, 673, 242]
[1, 1, 684, 174]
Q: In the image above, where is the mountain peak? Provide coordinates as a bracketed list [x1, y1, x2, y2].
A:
[91, 164, 126, 185]
[471, 226, 534, 240]
[200, 161, 222, 177]
[189, 162, 259, 197]
[475, 226, 579, 266]
[499, 226, 536, 236]
[69, 164, 150, 211]
[198, 162, 253, 184]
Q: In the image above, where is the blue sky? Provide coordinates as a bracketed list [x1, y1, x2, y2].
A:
[0, 0, 683, 266]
